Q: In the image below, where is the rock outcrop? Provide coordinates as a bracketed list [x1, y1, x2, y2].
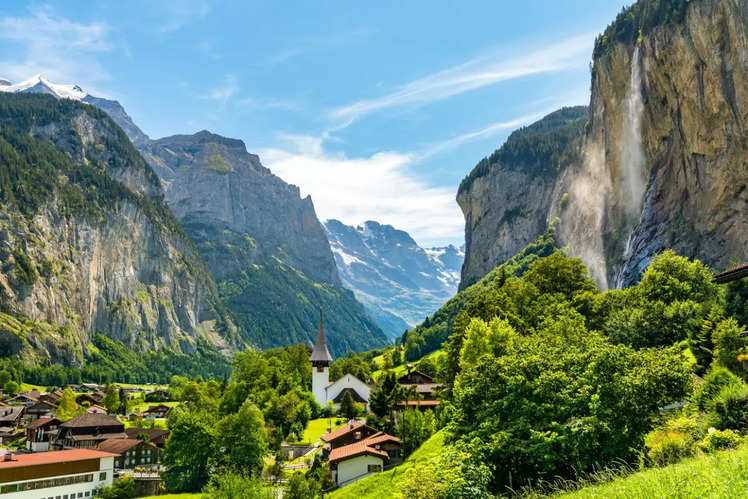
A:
[459, 0, 748, 289]
[0, 93, 237, 364]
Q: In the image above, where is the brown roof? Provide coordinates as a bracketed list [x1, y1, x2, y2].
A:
[328, 440, 388, 464]
[321, 421, 370, 443]
[398, 399, 440, 407]
[310, 311, 333, 363]
[363, 433, 401, 446]
[70, 432, 128, 441]
[61, 413, 122, 428]
[27, 417, 61, 430]
[715, 264, 748, 284]
[97, 438, 153, 455]
[0, 449, 117, 469]
[0, 406, 24, 422]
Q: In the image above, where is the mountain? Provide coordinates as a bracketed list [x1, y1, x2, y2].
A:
[324, 220, 463, 339]
[0, 76, 387, 356]
[140, 132, 387, 355]
[458, 0, 748, 290]
[0, 92, 238, 366]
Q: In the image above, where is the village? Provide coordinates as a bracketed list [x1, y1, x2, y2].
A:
[0, 320, 442, 497]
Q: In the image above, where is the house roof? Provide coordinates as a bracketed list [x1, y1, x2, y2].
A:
[397, 370, 435, 384]
[0, 449, 117, 470]
[0, 406, 24, 422]
[27, 417, 61, 429]
[70, 432, 128, 441]
[97, 438, 153, 455]
[328, 440, 388, 464]
[310, 311, 333, 363]
[143, 404, 171, 412]
[61, 413, 123, 428]
[715, 264, 748, 284]
[363, 432, 401, 446]
[27, 400, 57, 411]
[398, 399, 440, 407]
[320, 421, 368, 443]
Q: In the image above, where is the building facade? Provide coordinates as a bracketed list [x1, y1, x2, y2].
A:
[0, 449, 115, 498]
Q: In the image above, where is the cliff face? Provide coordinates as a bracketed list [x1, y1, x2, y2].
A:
[457, 107, 588, 288]
[460, 0, 748, 289]
[324, 219, 464, 337]
[0, 93, 237, 364]
[140, 133, 387, 355]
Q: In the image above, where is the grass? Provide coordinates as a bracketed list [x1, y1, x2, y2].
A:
[130, 400, 180, 413]
[295, 417, 347, 445]
[371, 349, 446, 382]
[556, 445, 748, 498]
[328, 430, 447, 499]
[139, 495, 203, 499]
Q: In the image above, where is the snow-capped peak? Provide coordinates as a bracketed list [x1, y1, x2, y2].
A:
[0, 75, 88, 101]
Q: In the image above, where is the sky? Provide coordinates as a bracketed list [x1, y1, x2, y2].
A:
[0, 1, 630, 247]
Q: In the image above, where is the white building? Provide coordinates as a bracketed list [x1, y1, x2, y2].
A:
[0, 449, 115, 498]
[311, 315, 371, 409]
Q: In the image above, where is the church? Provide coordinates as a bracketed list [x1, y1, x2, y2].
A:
[311, 316, 371, 409]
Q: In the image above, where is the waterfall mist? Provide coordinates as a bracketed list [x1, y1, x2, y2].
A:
[620, 46, 647, 217]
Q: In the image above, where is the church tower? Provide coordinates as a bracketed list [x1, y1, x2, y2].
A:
[311, 311, 333, 407]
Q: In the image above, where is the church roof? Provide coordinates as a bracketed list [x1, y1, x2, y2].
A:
[310, 311, 333, 363]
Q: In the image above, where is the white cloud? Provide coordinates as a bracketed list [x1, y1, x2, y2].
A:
[204, 74, 239, 103]
[0, 6, 111, 92]
[238, 96, 301, 111]
[330, 33, 594, 127]
[258, 137, 464, 247]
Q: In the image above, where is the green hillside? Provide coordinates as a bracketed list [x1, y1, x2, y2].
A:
[558, 445, 748, 498]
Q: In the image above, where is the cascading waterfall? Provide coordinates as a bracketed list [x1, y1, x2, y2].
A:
[620, 45, 647, 217]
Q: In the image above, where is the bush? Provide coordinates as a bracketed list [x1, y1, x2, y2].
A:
[98, 476, 136, 499]
[284, 473, 322, 499]
[644, 430, 695, 467]
[203, 472, 272, 499]
[713, 319, 748, 378]
[698, 429, 742, 453]
[694, 366, 743, 410]
[710, 383, 748, 431]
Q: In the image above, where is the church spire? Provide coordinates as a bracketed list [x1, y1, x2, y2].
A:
[311, 309, 333, 365]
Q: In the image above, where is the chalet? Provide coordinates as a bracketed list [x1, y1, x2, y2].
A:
[125, 428, 170, 449]
[714, 263, 748, 284]
[26, 417, 62, 452]
[321, 421, 380, 450]
[311, 315, 372, 408]
[144, 389, 171, 402]
[328, 432, 402, 486]
[397, 370, 442, 409]
[5, 390, 41, 407]
[26, 399, 58, 420]
[39, 391, 62, 405]
[0, 406, 25, 444]
[0, 449, 115, 498]
[76, 392, 104, 407]
[55, 413, 127, 449]
[97, 438, 160, 470]
[86, 405, 108, 415]
[142, 404, 171, 419]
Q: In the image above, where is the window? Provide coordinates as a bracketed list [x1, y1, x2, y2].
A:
[99, 472, 107, 481]
[79, 493, 84, 498]
[367, 464, 383, 473]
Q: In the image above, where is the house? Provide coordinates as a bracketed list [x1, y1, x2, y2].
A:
[26, 399, 58, 420]
[75, 392, 104, 407]
[86, 405, 108, 415]
[142, 404, 171, 419]
[397, 370, 442, 409]
[714, 263, 748, 284]
[0, 449, 115, 497]
[5, 390, 40, 407]
[39, 391, 62, 406]
[125, 428, 170, 449]
[0, 406, 25, 444]
[26, 417, 62, 452]
[97, 438, 160, 470]
[321, 421, 380, 450]
[311, 314, 371, 408]
[144, 389, 171, 402]
[55, 413, 127, 449]
[328, 432, 402, 486]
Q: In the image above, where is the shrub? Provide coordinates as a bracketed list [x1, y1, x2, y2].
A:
[203, 472, 272, 499]
[710, 383, 748, 431]
[644, 429, 695, 467]
[713, 318, 748, 378]
[98, 476, 136, 499]
[698, 429, 742, 453]
[694, 366, 743, 411]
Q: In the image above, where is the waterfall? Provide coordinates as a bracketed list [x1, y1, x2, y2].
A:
[620, 45, 647, 217]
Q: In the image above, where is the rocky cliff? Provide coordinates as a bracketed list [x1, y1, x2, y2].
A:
[459, 0, 748, 289]
[0, 93, 238, 365]
[140, 133, 387, 355]
[325, 220, 463, 338]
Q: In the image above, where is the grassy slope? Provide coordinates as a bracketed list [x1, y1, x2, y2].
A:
[328, 430, 446, 499]
[371, 349, 446, 382]
[559, 445, 748, 498]
[299, 417, 347, 444]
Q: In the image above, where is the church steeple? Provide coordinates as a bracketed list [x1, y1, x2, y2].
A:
[310, 309, 333, 366]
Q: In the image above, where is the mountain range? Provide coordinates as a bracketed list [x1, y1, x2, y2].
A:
[0, 75, 387, 360]
[324, 220, 463, 339]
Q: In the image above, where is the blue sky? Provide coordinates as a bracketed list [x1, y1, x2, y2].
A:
[0, 1, 629, 246]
